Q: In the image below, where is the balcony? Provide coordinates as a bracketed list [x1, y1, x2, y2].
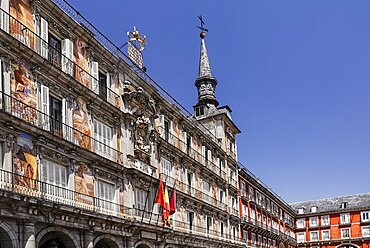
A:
[229, 177, 238, 189]
[157, 127, 227, 180]
[0, 9, 120, 110]
[160, 173, 228, 212]
[0, 168, 245, 245]
[0, 92, 123, 164]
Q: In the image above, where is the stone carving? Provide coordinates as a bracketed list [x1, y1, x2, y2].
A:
[134, 115, 152, 153]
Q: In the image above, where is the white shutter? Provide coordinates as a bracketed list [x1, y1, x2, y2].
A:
[62, 39, 73, 75]
[106, 72, 111, 102]
[207, 150, 212, 163]
[0, 0, 9, 32]
[91, 61, 99, 94]
[0, 59, 2, 109]
[40, 17, 48, 59]
[62, 98, 69, 140]
[201, 145, 206, 164]
[40, 85, 49, 131]
[3, 66, 10, 112]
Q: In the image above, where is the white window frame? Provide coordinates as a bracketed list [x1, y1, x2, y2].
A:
[340, 213, 350, 224]
[41, 159, 67, 187]
[361, 211, 370, 223]
[296, 218, 305, 228]
[93, 119, 113, 159]
[297, 232, 306, 243]
[362, 226, 370, 237]
[310, 231, 319, 241]
[96, 179, 116, 213]
[321, 215, 330, 226]
[322, 230, 330, 241]
[309, 216, 318, 227]
[341, 228, 350, 239]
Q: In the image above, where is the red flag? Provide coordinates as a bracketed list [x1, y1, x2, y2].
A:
[170, 189, 176, 215]
[155, 176, 164, 208]
[163, 183, 171, 226]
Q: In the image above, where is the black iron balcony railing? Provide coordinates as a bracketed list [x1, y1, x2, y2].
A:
[157, 127, 227, 180]
[0, 91, 123, 163]
[0, 8, 120, 109]
[160, 173, 228, 212]
[0, 168, 244, 245]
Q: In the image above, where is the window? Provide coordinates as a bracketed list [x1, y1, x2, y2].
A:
[311, 206, 317, 213]
[310, 231, 318, 241]
[93, 119, 113, 158]
[160, 157, 172, 177]
[340, 202, 348, 209]
[298, 208, 304, 214]
[164, 119, 170, 141]
[361, 211, 370, 222]
[195, 106, 204, 117]
[252, 233, 256, 245]
[272, 240, 276, 248]
[240, 181, 246, 197]
[49, 95, 63, 137]
[340, 213, 350, 224]
[205, 215, 212, 234]
[250, 208, 256, 222]
[97, 180, 115, 211]
[135, 188, 148, 213]
[249, 186, 255, 201]
[98, 72, 107, 101]
[220, 221, 224, 237]
[258, 235, 262, 248]
[203, 180, 211, 196]
[219, 188, 225, 203]
[321, 215, 330, 226]
[362, 226, 370, 237]
[243, 230, 248, 243]
[187, 211, 194, 231]
[309, 217, 318, 227]
[322, 230, 330, 240]
[48, 34, 61, 67]
[41, 160, 67, 187]
[297, 232, 306, 243]
[341, 228, 350, 239]
[97, 180, 115, 202]
[296, 218, 305, 228]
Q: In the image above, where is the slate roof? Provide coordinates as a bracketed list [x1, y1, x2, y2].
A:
[290, 192, 370, 215]
[198, 38, 213, 79]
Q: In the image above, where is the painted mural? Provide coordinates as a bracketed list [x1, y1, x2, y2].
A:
[74, 37, 90, 88]
[73, 97, 92, 150]
[10, 0, 35, 49]
[11, 64, 38, 124]
[13, 133, 38, 190]
[75, 162, 94, 204]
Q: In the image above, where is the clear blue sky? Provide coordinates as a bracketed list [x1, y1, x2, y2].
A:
[67, 0, 370, 203]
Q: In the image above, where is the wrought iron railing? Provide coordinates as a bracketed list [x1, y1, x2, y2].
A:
[160, 173, 228, 212]
[0, 8, 120, 109]
[0, 91, 123, 163]
[0, 168, 244, 244]
[157, 127, 227, 180]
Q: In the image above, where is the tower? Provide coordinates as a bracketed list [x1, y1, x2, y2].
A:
[193, 30, 219, 118]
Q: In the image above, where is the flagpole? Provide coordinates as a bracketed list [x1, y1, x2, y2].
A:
[141, 168, 154, 223]
[149, 172, 163, 224]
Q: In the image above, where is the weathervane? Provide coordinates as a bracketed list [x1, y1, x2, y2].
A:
[197, 15, 208, 39]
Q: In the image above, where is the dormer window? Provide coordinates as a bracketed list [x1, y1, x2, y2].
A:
[298, 208, 304, 214]
[311, 206, 317, 213]
[195, 106, 205, 117]
[340, 202, 348, 209]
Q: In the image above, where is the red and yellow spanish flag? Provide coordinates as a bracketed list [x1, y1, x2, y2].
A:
[163, 183, 171, 226]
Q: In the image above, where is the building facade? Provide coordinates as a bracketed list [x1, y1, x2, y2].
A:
[291, 194, 370, 248]
[0, 1, 367, 248]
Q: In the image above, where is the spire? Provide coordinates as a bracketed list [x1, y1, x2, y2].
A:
[194, 25, 219, 117]
[198, 37, 213, 79]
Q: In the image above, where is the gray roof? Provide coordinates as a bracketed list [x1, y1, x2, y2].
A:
[198, 38, 213, 79]
[290, 192, 370, 215]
